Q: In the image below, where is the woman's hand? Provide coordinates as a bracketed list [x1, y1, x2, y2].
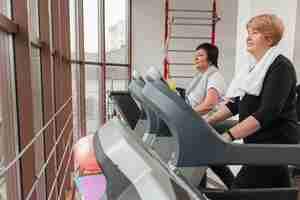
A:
[221, 132, 233, 143]
[225, 116, 261, 140]
[205, 104, 233, 126]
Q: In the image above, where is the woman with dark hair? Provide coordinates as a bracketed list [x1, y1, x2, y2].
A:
[185, 43, 227, 116]
[184, 43, 234, 188]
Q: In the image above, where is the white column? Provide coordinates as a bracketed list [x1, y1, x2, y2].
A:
[132, 0, 165, 74]
[235, 0, 298, 73]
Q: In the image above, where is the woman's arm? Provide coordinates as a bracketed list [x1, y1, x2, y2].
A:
[193, 88, 219, 115]
[226, 63, 294, 140]
[206, 103, 234, 125]
[224, 116, 260, 140]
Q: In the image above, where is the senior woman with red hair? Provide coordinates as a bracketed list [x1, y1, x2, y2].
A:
[207, 14, 300, 188]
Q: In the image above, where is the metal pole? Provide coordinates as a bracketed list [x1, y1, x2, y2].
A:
[128, 0, 132, 81]
[173, 16, 212, 20]
[172, 23, 212, 26]
[211, 0, 217, 45]
[12, 0, 37, 198]
[170, 36, 211, 40]
[168, 49, 195, 53]
[163, 0, 170, 80]
[100, 0, 107, 124]
[78, 0, 86, 136]
[169, 9, 212, 13]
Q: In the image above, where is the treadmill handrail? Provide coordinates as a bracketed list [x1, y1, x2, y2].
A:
[129, 79, 172, 137]
[129, 79, 160, 132]
[142, 79, 300, 167]
[110, 91, 141, 129]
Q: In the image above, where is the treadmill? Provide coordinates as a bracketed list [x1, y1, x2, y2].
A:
[84, 68, 299, 199]
[90, 78, 208, 199]
[111, 77, 211, 188]
[139, 76, 299, 199]
[111, 71, 235, 189]
[110, 77, 176, 161]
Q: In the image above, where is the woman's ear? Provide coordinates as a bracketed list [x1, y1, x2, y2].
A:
[265, 36, 274, 47]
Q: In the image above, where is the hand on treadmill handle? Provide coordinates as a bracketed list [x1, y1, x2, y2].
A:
[168, 152, 177, 170]
[221, 132, 233, 143]
[203, 115, 213, 126]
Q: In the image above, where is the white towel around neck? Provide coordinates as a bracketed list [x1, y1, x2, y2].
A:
[226, 46, 281, 99]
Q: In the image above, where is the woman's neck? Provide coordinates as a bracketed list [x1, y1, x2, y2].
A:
[252, 48, 269, 62]
[199, 65, 210, 73]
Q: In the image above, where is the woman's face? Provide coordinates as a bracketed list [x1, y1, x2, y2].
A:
[194, 49, 209, 71]
[246, 27, 271, 55]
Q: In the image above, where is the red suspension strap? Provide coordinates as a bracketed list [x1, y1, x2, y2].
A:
[163, 0, 170, 80]
[211, 0, 217, 45]
[211, 0, 220, 45]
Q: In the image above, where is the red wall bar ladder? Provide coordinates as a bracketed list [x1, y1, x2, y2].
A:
[163, 0, 220, 80]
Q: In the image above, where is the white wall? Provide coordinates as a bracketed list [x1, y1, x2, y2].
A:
[132, 0, 238, 87]
[132, 0, 300, 85]
[293, 5, 300, 82]
[132, 0, 165, 75]
[235, 0, 298, 73]
[216, 0, 238, 84]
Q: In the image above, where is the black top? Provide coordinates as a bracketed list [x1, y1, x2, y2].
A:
[226, 55, 300, 144]
[296, 85, 300, 119]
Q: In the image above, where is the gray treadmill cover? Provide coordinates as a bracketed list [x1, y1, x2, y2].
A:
[93, 118, 208, 200]
[142, 78, 300, 167]
[93, 134, 142, 200]
[129, 78, 172, 137]
[93, 118, 298, 200]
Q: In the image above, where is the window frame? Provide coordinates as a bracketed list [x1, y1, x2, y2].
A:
[71, 0, 132, 126]
[0, 30, 22, 200]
